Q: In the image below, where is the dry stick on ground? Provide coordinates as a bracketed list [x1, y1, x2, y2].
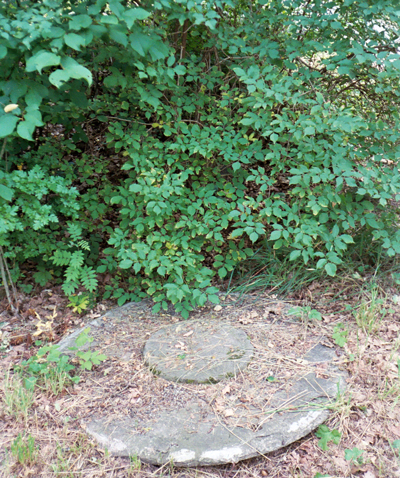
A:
[0, 137, 19, 314]
[0, 245, 19, 314]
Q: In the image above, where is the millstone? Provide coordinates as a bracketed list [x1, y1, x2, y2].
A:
[143, 319, 254, 383]
[57, 298, 347, 467]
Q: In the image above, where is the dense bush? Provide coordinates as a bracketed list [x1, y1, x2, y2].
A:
[1, 0, 400, 316]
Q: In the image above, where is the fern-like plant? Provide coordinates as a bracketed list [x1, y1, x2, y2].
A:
[50, 223, 98, 296]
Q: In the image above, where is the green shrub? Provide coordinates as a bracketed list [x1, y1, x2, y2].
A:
[1, 0, 400, 316]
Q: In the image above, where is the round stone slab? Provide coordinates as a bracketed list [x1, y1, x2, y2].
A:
[84, 342, 346, 466]
[56, 298, 348, 467]
[143, 319, 254, 383]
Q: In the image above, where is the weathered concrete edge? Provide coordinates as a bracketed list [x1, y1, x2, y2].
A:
[84, 407, 331, 467]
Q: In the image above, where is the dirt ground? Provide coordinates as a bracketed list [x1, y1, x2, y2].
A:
[1, 280, 400, 478]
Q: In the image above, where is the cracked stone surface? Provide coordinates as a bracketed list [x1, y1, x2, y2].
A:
[57, 298, 347, 467]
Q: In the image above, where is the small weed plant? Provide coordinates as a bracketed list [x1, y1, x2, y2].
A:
[2, 372, 35, 422]
[288, 306, 322, 323]
[10, 433, 38, 467]
[128, 454, 142, 474]
[377, 358, 400, 400]
[392, 440, 400, 461]
[344, 447, 364, 466]
[67, 293, 90, 314]
[332, 323, 348, 347]
[16, 342, 78, 394]
[354, 285, 386, 335]
[14, 329, 107, 395]
[68, 328, 107, 371]
[51, 444, 73, 477]
[315, 425, 341, 451]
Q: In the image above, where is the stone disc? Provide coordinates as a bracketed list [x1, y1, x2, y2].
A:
[56, 298, 347, 467]
[143, 319, 254, 383]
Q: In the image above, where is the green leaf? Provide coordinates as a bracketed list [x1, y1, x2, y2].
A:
[309, 309, 322, 321]
[24, 376, 37, 390]
[0, 45, 7, 59]
[81, 361, 92, 370]
[17, 119, 36, 141]
[101, 15, 119, 25]
[218, 267, 227, 278]
[50, 57, 92, 87]
[315, 425, 341, 451]
[249, 232, 259, 242]
[130, 32, 152, 56]
[231, 228, 244, 238]
[49, 69, 70, 88]
[304, 126, 315, 136]
[74, 328, 92, 347]
[24, 111, 44, 128]
[25, 89, 43, 109]
[69, 14, 92, 31]
[124, 8, 151, 29]
[270, 230, 281, 240]
[64, 33, 85, 51]
[344, 448, 363, 464]
[325, 262, 337, 276]
[341, 234, 354, 244]
[290, 250, 301, 261]
[61, 57, 92, 86]
[174, 65, 186, 75]
[26, 50, 61, 73]
[0, 115, 19, 138]
[0, 184, 14, 201]
[129, 184, 142, 193]
[109, 29, 128, 47]
[119, 259, 133, 269]
[69, 90, 88, 108]
[332, 324, 348, 347]
[208, 294, 220, 304]
[63, 280, 78, 295]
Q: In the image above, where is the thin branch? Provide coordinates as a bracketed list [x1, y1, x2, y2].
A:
[180, 19, 190, 61]
[2, 246, 18, 307]
[0, 246, 18, 314]
[0, 137, 7, 163]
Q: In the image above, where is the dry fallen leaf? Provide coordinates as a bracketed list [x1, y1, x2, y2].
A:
[223, 408, 235, 417]
[221, 384, 231, 395]
[214, 305, 223, 311]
